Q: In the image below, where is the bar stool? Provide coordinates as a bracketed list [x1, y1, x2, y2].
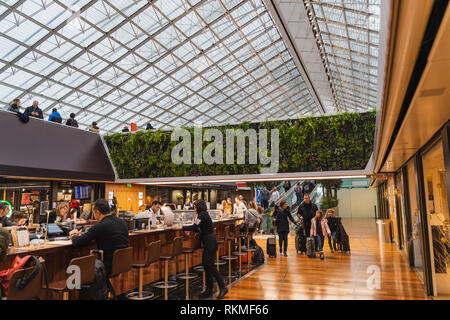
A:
[153, 236, 183, 300]
[232, 226, 247, 276]
[220, 226, 238, 285]
[177, 233, 200, 299]
[214, 227, 226, 271]
[243, 225, 256, 271]
[109, 247, 134, 298]
[127, 240, 161, 300]
[7, 258, 45, 300]
[192, 234, 206, 293]
[48, 254, 96, 300]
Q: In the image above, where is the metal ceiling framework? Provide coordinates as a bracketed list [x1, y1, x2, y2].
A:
[302, 0, 380, 112]
[0, 0, 381, 133]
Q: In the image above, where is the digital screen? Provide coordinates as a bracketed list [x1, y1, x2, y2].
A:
[75, 186, 91, 199]
[42, 223, 64, 235]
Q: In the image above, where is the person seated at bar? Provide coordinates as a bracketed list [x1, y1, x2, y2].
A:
[0, 202, 15, 227]
[48, 108, 62, 123]
[10, 211, 27, 226]
[69, 199, 128, 275]
[241, 201, 262, 232]
[146, 200, 161, 225]
[54, 202, 70, 223]
[24, 100, 43, 119]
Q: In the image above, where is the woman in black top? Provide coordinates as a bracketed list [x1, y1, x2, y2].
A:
[273, 199, 299, 256]
[182, 199, 227, 299]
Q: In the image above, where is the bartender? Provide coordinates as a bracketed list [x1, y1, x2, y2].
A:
[182, 199, 227, 299]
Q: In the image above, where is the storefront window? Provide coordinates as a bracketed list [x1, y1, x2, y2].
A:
[422, 140, 450, 296]
[407, 160, 424, 278]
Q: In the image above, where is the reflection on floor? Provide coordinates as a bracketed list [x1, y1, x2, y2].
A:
[223, 218, 428, 300]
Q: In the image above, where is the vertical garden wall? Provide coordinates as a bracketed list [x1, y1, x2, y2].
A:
[104, 111, 376, 179]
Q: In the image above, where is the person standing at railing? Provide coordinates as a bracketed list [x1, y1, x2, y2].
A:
[270, 186, 280, 205]
[24, 100, 43, 119]
[298, 194, 318, 237]
[261, 186, 270, 209]
[7, 98, 21, 113]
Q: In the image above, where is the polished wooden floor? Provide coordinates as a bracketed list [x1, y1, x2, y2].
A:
[223, 218, 428, 300]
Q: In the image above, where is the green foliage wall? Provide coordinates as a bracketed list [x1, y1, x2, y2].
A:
[104, 112, 376, 179]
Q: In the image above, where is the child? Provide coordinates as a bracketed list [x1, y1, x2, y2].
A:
[310, 210, 331, 259]
[325, 209, 338, 253]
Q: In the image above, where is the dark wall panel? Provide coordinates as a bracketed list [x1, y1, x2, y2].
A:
[0, 111, 115, 181]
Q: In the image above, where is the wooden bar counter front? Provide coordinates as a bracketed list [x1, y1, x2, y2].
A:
[1, 218, 239, 300]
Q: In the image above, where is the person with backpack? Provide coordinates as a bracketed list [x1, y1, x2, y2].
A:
[181, 199, 227, 299]
[272, 200, 300, 256]
[66, 113, 79, 128]
[69, 199, 128, 276]
[310, 210, 331, 260]
[48, 108, 62, 123]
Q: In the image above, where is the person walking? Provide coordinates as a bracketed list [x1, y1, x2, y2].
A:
[182, 200, 227, 299]
[66, 113, 79, 128]
[272, 200, 299, 256]
[297, 194, 318, 237]
[325, 209, 338, 253]
[294, 182, 303, 205]
[310, 210, 331, 260]
[261, 186, 270, 209]
[270, 186, 280, 205]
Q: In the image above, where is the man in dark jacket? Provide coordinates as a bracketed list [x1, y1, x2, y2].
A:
[66, 113, 79, 128]
[24, 101, 43, 119]
[69, 199, 129, 275]
[297, 194, 318, 237]
[261, 186, 270, 209]
[0, 227, 9, 263]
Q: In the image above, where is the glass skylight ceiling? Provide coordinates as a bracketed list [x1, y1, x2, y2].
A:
[0, 0, 322, 133]
[303, 0, 380, 112]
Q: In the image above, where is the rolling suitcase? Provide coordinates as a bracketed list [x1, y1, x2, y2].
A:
[295, 223, 307, 254]
[266, 236, 277, 258]
[306, 237, 315, 258]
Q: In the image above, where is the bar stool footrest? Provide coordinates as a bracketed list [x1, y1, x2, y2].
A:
[232, 251, 247, 256]
[152, 281, 178, 289]
[126, 290, 155, 300]
[215, 260, 227, 266]
[176, 272, 199, 280]
[220, 255, 238, 260]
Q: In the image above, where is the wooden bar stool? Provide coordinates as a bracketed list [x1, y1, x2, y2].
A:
[214, 227, 226, 271]
[243, 225, 256, 271]
[220, 226, 238, 285]
[7, 258, 45, 300]
[192, 234, 206, 293]
[177, 233, 200, 299]
[127, 240, 161, 300]
[109, 247, 134, 298]
[153, 236, 183, 300]
[232, 227, 247, 276]
[48, 254, 96, 300]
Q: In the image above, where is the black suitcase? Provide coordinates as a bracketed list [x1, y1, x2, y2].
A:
[295, 223, 307, 254]
[267, 236, 277, 258]
[306, 237, 315, 258]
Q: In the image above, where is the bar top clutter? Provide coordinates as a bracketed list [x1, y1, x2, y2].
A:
[5, 217, 242, 257]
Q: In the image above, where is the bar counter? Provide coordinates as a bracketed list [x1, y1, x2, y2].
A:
[1, 217, 241, 299]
